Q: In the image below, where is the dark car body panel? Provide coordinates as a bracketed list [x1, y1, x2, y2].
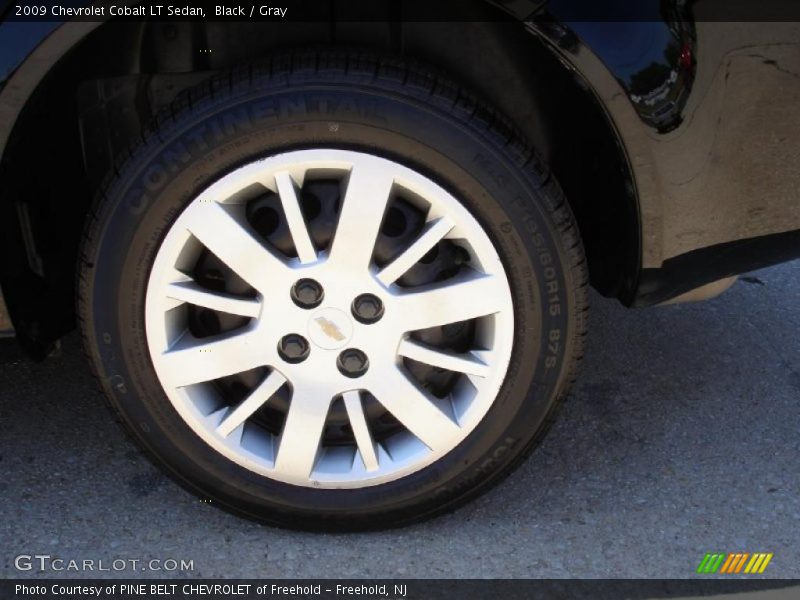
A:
[524, 10, 800, 303]
[1, 0, 799, 334]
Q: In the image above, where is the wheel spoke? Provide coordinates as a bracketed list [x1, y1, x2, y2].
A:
[165, 281, 261, 318]
[182, 201, 289, 292]
[397, 339, 490, 378]
[370, 367, 461, 451]
[328, 165, 395, 271]
[377, 216, 455, 286]
[394, 273, 508, 332]
[274, 171, 317, 264]
[342, 391, 379, 471]
[273, 386, 331, 480]
[217, 371, 287, 437]
[160, 329, 262, 388]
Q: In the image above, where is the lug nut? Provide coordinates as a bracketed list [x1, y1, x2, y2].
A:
[291, 278, 324, 309]
[337, 348, 369, 378]
[278, 334, 310, 364]
[351, 293, 384, 324]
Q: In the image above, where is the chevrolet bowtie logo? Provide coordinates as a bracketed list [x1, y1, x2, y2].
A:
[314, 316, 346, 341]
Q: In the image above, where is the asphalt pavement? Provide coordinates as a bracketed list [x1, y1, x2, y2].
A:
[1, 260, 799, 579]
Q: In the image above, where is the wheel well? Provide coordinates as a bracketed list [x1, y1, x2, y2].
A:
[0, 18, 638, 353]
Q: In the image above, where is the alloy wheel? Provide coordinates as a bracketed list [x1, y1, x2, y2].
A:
[144, 149, 514, 488]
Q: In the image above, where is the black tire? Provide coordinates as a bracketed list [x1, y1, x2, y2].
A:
[78, 51, 588, 530]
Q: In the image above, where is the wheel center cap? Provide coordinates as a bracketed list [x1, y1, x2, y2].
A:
[307, 307, 354, 350]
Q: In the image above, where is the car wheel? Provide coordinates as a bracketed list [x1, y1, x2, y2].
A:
[78, 52, 588, 530]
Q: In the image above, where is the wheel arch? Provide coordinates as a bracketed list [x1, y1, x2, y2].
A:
[0, 17, 639, 353]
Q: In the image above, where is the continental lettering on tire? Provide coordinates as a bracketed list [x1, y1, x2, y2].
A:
[126, 96, 384, 216]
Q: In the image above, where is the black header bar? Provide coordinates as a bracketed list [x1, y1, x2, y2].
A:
[6, 0, 800, 23]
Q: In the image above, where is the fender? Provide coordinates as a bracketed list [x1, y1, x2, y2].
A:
[516, 1, 800, 304]
[0, 19, 102, 155]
